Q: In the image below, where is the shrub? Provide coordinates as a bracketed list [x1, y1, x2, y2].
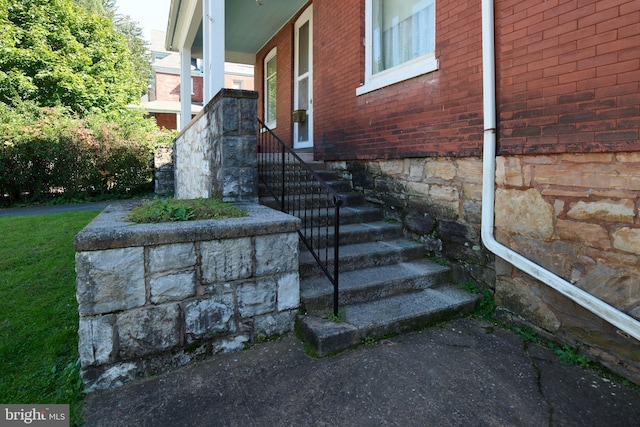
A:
[0, 102, 173, 206]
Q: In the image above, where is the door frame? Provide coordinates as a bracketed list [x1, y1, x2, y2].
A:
[293, 5, 313, 149]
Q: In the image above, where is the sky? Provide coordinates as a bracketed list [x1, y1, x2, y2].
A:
[114, 0, 172, 40]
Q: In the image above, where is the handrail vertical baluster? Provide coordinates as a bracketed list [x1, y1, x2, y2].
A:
[257, 119, 342, 316]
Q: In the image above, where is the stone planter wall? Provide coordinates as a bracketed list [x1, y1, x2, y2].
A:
[75, 202, 300, 392]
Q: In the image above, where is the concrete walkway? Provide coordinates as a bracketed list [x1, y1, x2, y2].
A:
[5, 202, 638, 426]
[0, 201, 112, 217]
[82, 318, 640, 426]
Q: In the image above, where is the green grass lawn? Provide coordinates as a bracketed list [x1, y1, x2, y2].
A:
[0, 210, 101, 425]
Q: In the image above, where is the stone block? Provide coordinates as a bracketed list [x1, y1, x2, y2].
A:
[277, 272, 300, 311]
[82, 362, 138, 393]
[237, 279, 277, 317]
[408, 160, 426, 180]
[495, 188, 554, 240]
[212, 336, 250, 355]
[352, 171, 374, 189]
[148, 243, 196, 274]
[613, 228, 640, 255]
[428, 185, 460, 203]
[404, 181, 428, 197]
[150, 272, 197, 304]
[425, 159, 456, 180]
[240, 97, 258, 134]
[184, 295, 236, 344]
[222, 168, 240, 200]
[576, 264, 640, 311]
[253, 311, 297, 337]
[404, 212, 436, 235]
[496, 156, 523, 187]
[379, 160, 404, 175]
[462, 199, 482, 225]
[79, 315, 116, 366]
[462, 183, 483, 201]
[456, 158, 483, 183]
[567, 200, 635, 223]
[557, 220, 612, 249]
[76, 248, 145, 316]
[117, 304, 181, 358]
[495, 275, 561, 332]
[222, 136, 257, 168]
[200, 238, 252, 283]
[255, 233, 299, 276]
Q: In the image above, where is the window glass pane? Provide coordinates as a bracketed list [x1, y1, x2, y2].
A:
[297, 77, 309, 142]
[266, 56, 277, 78]
[372, 0, 435, 74]
[265, 52, 277, 125]
[266, 75, 276, 124]
[298, 22, 310, 75]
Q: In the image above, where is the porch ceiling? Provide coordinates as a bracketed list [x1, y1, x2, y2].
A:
[167, 0, 307, 64]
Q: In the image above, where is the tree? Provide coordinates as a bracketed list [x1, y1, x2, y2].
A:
[0, 0, 146, 115]
[75, 0, 151, 92]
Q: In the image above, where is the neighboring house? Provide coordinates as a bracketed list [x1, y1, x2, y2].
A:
[143, 29, 254, 130]
[166, 1, 640, 383]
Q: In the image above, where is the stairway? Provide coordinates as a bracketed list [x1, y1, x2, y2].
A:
[259, 161, 480, 356]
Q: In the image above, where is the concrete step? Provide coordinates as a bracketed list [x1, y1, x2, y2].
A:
[301, 259, 452, 311]
[299, 221, 404, 249]
[259, 191, 365, 210]
[299, 238, 425, 278]
[263, 205, 385, 227]
[258, 177, 350, 193]
[296, 285, 481, 356]
[258, 168, 339, 182]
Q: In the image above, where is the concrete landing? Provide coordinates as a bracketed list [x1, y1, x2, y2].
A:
[82, 317, 640, 427]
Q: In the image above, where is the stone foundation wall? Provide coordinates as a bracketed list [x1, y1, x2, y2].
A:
[173, 89, 259, 202]
[154, 144, 174, 194]
[327, 158, 494, 287]
[494, 152, 640, 383]
[329, 153, 640, 384]
[74, 202, 301, 391]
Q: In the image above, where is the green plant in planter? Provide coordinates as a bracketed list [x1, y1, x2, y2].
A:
[128, 198, 247, 223]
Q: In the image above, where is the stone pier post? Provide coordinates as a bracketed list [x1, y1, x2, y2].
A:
[173, 89, 259, 202]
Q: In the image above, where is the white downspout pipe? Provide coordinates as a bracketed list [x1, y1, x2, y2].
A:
[480, 0, 640, 341]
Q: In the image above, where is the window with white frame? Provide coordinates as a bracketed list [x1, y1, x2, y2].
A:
[264, 48, 277, 128]
[357, 0, 438, 96]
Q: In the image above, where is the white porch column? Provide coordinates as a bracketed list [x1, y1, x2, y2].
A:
[203, 0, 225, 104]
[179, 46, 192, 131]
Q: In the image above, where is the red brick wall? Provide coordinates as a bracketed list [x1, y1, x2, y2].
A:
[254, 0, 484, 158]
[315, 0, 484, 160]
[155, 72, 181, 101]
[256, 5, 305, 147]
[155, 73, 203, 103]
[496, 0, 640, 155]
[155, 112, 177, 130]
[224, 74, 254, 91]
[191, 76, 203, 103]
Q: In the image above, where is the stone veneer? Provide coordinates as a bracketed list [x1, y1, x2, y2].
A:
[329, 152, 640, 384]
[75, 201, 300, 391]
[173, 89, 259, 202]
[154, 144, 174, 194]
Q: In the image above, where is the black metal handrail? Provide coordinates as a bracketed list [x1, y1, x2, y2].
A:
[257, 119, 343, 316]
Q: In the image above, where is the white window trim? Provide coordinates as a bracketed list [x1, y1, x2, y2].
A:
[264, 47, 277, 128]
[356, 0, 439, 96]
